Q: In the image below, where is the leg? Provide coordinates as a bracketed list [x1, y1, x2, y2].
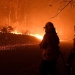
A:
[66, 52, 75, 75]
[39, 60, 48, 75]
[47, 61, 57, 75]
[67, 52, 75, 65]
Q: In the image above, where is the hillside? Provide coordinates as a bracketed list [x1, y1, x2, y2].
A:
[0, 33, 41, 46]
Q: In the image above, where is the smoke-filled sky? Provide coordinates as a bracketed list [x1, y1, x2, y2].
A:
[0, 0, 75, 41]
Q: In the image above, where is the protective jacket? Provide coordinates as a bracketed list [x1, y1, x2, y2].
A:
[39, 31, 60, 61]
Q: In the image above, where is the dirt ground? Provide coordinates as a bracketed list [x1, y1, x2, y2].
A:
[0, 42, 75, 75]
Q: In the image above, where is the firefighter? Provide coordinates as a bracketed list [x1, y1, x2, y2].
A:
[39, 22, 60, 75]
[66, 48, 75, 75]
[66, 27, 75, 75]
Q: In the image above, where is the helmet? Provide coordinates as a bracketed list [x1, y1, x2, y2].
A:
[44, 22, 54, 29]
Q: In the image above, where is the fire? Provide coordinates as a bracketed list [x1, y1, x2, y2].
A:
[29, 34, 43, 40]
[11, 30, 43, 40]
[11, 30, 22, 35]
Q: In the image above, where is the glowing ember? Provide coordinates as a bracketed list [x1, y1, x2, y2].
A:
[29, 34, 43, 40]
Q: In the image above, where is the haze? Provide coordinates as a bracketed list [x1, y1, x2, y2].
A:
[0, 0, 75, 42]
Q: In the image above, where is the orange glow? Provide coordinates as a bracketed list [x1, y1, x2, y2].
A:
[11, 30, 22, 35]
[11, 30, 43, 40]
[29, 34, 43, 40]
[11, 30, 67, 41]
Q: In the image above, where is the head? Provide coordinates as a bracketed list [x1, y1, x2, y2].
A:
[44, 22, 55, 33]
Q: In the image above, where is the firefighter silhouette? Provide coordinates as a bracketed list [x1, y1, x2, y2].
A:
[66, 26, 75, 75]
[39, 22, 60, 75]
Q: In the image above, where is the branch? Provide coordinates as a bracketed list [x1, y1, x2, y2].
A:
[50, 0, 72, 19]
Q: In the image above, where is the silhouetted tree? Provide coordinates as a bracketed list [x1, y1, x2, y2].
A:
[24, 30, 30, 35]
[1, 26, 14, 33]
[50, 0, 75, 19]
[1, 27, 7, 33]
[7, 26, 13, 33]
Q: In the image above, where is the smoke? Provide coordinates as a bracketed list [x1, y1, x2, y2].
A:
[0, 0, 46, 34]
[0, 0, 75, 42]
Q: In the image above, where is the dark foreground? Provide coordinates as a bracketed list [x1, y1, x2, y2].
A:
[0, 42, 75, 75]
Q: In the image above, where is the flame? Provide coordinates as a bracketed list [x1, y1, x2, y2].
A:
[11, 30, 43, 40]
[11, 30, 22, 35]
[29, 34, 43, 40]
[10, 30, 67, 42]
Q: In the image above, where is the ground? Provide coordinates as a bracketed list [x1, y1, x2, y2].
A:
[0, 42, 75, 75]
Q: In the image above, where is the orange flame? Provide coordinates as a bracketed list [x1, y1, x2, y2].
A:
[11, 30, 22, 35]
[29, 34, 43, 40]
[11, 30, 43, 40]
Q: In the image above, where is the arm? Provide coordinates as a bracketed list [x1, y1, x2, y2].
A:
[39, 34, 47, 49]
